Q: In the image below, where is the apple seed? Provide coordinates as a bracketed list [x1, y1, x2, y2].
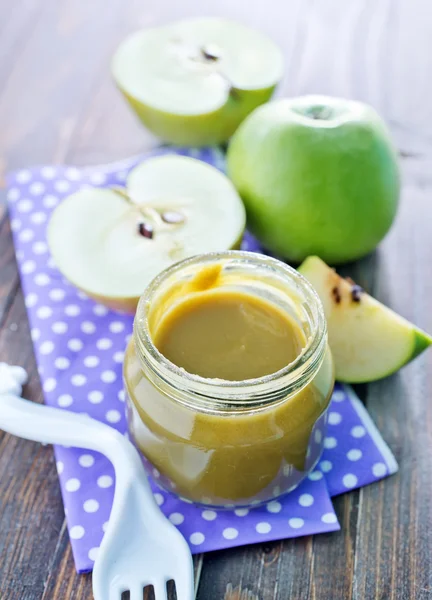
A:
[161, 210, 185, 225]
[332, 286, 341, 304]
[351, 284, 363, 303]
[138, 221, 154, 239]
[200, 44, 222, 61]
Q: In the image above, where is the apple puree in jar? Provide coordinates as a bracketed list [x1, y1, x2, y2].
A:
[153, 264, 306, 381]
[124, 252, 334, 507]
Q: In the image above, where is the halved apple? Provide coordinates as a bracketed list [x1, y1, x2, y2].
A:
[47, 155, 245, 313]
[111, 18, 284, 146]
[298, 256, 432, 383]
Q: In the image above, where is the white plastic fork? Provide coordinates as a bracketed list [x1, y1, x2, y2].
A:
[0, 394, 195, 600]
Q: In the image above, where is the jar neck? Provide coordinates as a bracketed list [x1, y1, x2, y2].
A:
[133, 252, 327, 413]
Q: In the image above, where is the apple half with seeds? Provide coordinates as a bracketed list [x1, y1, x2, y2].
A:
[111, 18, 284, 146]
[298, 256, 432, 383]
[47, 155, 245, 313]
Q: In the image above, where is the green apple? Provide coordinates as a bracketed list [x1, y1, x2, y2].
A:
[298, 256, 432, 383]
[47, 155, 245, 313]
[111, 18, 283, 146]
[227, 95, 400, 264]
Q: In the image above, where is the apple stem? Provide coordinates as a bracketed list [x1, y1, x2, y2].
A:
[307, 106, 334, 120]
[139, 205, 165, 228]
[196, 44, 238, 100]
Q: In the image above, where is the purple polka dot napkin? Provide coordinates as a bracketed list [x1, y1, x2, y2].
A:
[6, 147, 398, 573]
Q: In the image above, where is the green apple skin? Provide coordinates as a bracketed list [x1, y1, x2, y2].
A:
[298, 256, 432, 383]
[120, 85, 277, 147]
[412, 328, 432, 361]
[227, 96, 400, 265]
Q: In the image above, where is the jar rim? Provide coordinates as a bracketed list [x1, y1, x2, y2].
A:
[133, 251, 328, 410]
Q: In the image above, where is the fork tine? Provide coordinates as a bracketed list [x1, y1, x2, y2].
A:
[129, 587, 144, 600]
[108, 583, 126, 600]
[152, 581, 168, 600]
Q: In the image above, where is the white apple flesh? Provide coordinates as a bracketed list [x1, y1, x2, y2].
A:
[47, 156, 246, 313]
[111, 18, 284, 146]
[298, 256, 432, 383]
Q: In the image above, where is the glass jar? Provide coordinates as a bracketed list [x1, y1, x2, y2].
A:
[124, 251, 334, 508]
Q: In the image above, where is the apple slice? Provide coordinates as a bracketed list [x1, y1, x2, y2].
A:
[298, 256, 432, 383]
[111, 18, 283, 146]
[47, 155, 245, 313]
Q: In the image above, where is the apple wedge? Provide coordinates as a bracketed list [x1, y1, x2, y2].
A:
[111, 18, 283, 146]
[298, 256, 432, 383]
[47, 155, 245, 313]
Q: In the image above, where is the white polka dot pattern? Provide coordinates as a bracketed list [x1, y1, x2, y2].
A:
[321, 512, 338, 524]
[202, 510, 217, 521]
[70, 525, 85, 540]
[88, 391, 103, 404]
[299, 493, 314, 507]
[58, 394, 73, 408]
[169, 512, 185, 525]
[372, 462, 387, 477]
[6, 151, 397, 574]
[343, 474, 358, 488]
[97, 475, 113, 489]
[256, 522, 272, 534]
[79, 455, 95, 468]
[83, 499, 100, 513]
[65, 478, 81, 492]
[154, 493, 164, 506]
[289, 518, 305, 529]
[190, 532, 205, 545]
[223, 527, 239, 540]
[347, 449, 362, 461]
[267, 501, 282, 514]
[88, 547, 99, 562]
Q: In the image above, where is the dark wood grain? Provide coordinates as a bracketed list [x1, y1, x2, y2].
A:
[1, 2, 432, 599]
[351, 184, 432, 600]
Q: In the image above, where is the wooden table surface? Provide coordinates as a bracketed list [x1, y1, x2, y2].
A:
[1, 1, 431, 598]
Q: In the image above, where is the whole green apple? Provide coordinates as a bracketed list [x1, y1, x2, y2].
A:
[227, 96, 400, 264]
[112, 18, 283, 147]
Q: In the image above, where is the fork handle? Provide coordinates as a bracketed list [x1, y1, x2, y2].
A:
[0, 394, 146, 484]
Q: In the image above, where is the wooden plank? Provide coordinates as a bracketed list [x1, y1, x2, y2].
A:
[0, 283, 63, 600]
[1, 1, 432, 598]
[0, 195, 20, 325]
[351, 183, 432, 600]
[0, 0, 166, 597]
[197, 179, 432, 600]
[0, 0, 132, 170]
[196, 494, 359, 600]
[0, 0, 48, 87]
[65, 0, 159, 166]
[0, 277, 196, 600]
[40, 527, 93, 600]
